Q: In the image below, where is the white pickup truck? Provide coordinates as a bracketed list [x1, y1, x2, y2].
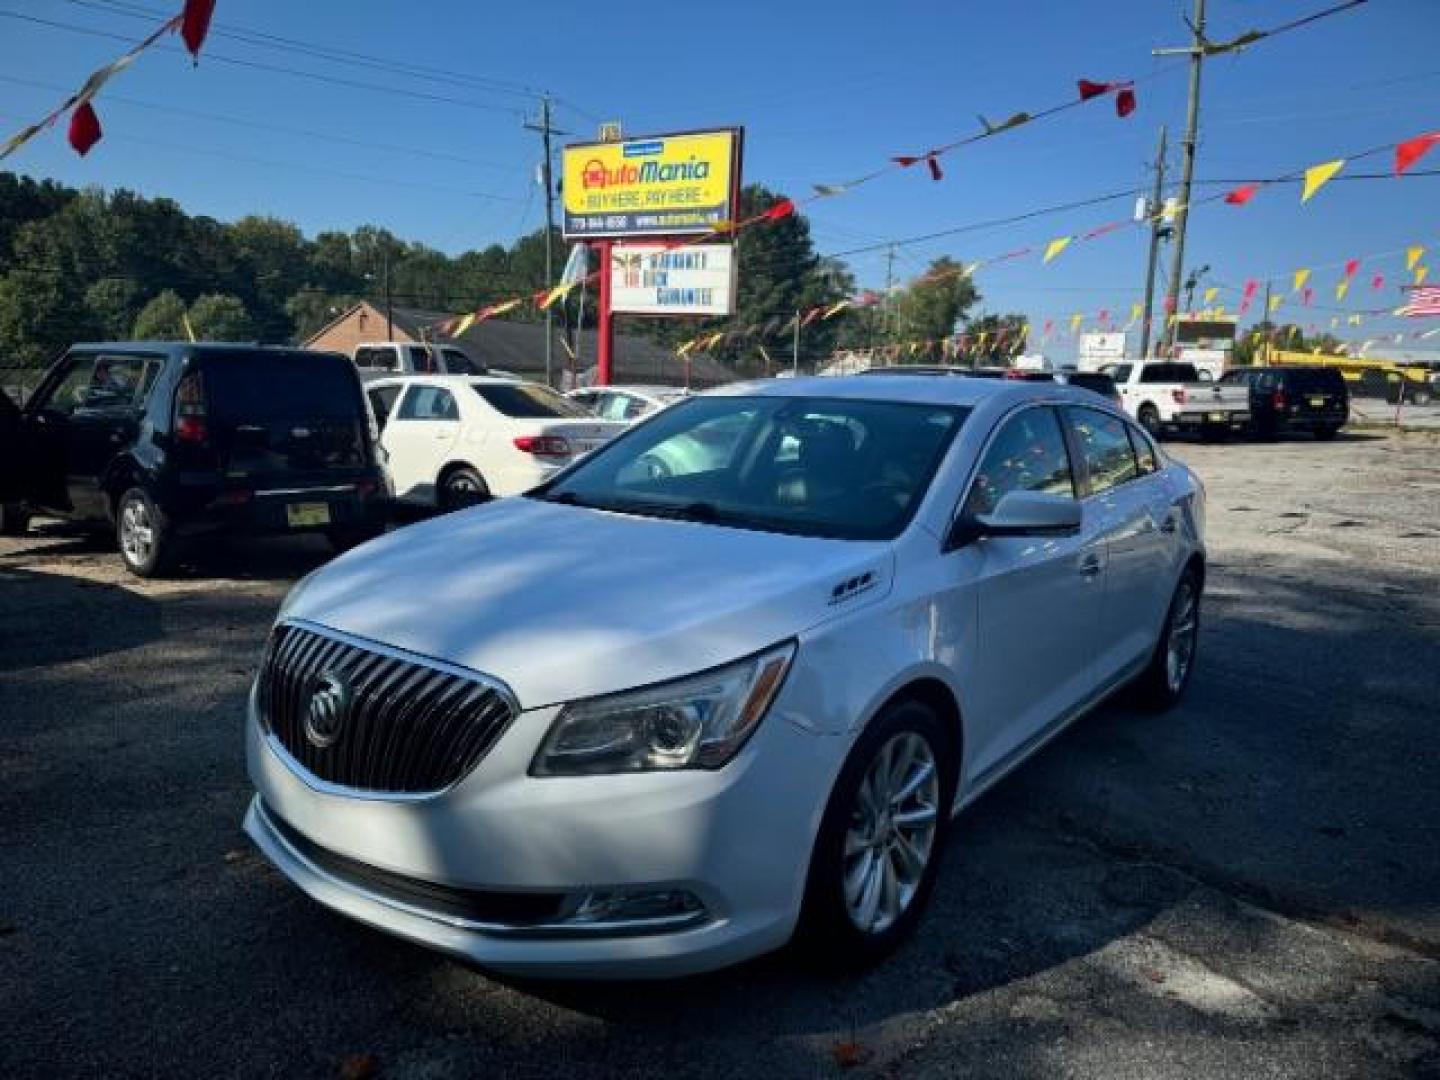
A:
[352, 342, 486, 381]
[1103, 360, 1250, 439]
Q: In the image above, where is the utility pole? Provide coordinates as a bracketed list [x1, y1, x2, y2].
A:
[792, 309, 801, 375]
[383, 245, 393, 342]
[1157, 0, 1207, 351]
[882, 244, 897, 344]
[1138, 125, 1168, 361]
[524, 95, 561, 387]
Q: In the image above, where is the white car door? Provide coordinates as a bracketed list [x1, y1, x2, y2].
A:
[1062, 406, 1175, 683]
[948, 404, 1106, 781]
[381, 384, 461, 504]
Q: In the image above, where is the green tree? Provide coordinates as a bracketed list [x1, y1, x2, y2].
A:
[132, 290, 188, 340]
[188, 293, 254, 340]
[891, 258, 979, 347]
[963, 312, 1028, 364]
[84, 277, 145, 339]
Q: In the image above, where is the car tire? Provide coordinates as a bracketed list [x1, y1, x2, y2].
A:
[1138, 404, 1162, 439]
[115, 486, 176, 578]
[1135, 567, 1201, 711]
[1313, 424, 1341, 441]
[438, 466, 489, 512]
[795, 698, 956, 971]
[0, 502, 30, 536]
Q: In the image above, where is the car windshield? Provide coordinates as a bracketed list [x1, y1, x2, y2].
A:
[532, 394, 969, 541]
[199, 351, 362, 419]
[472, 382, 591, 418]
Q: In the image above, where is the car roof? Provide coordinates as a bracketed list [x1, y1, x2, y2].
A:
[366, 374, 540, 388]
[708, 374, 1104, 409]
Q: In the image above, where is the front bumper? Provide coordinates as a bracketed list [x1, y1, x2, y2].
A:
[244, 684, 846, 978]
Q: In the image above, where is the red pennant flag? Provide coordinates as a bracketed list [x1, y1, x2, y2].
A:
[1224, 183, 1260, 206]
[181, 0, 217, 60]
[67, 102, 102, 156]
[893, 152, 942, 181]
[1077, 79, 1111, 101]
[1082, 221, 1125, 240]
[1371, 273, 1385, 291]
[1098, 309, 1111, 323]
[1344, 258, 1360, 278]
[1242, 279, 1259, 299]
[1163, 295, 1176, 314]
[1395, 132, 1440, 176]
[1115, 85, 1136, 118]
[1302, 287, 1313, 306]
[762, 198, 795, 221]
[1042, 319, 1054, 334]
[1238, 298, 1252, 316]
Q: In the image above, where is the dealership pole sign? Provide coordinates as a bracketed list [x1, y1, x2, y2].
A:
[562, 128, 742, 239]
[609, 243, 736, 316]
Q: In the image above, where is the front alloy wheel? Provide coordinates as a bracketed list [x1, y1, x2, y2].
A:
[1137, 568, 1201, 709]
[843, 732, 940, 935]
[797, 698, 954, 969]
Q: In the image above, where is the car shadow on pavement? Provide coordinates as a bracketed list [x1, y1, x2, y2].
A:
[0, 565, 163, 673]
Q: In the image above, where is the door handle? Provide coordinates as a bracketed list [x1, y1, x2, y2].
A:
[1079, 555, 1103, 578]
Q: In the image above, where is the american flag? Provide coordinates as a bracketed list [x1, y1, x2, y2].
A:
[1396, 285, 1440, 317]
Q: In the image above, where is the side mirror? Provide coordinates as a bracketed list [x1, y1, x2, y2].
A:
[950, 490, 1082, 548]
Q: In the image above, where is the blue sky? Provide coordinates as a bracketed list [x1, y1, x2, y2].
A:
[2, 0, 1438, 355]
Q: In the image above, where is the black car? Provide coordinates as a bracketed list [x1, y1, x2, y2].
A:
[2, 343, 389, 576]
[1219, 365, 1349, 440]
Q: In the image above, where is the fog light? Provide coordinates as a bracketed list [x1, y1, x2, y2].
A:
[565, 889, 706, 928]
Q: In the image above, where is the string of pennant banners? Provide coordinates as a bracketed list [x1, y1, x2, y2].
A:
[663, 127, 1440, 362]
[0, 1, 217, 161]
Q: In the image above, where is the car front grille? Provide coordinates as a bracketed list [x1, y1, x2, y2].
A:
[257, 622, 515, 795]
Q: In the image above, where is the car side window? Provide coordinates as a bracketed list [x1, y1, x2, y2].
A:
[1067, 406, 1140, 495]
[395, 385, 458, 421]
[355, 347, 395, 371]
[367, 386, 401, 429]
[961, 406, 1075, 518]
[1128, 423, 1159, 474]
[36, 354, 155, 418]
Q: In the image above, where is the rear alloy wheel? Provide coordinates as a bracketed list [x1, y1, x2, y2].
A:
[439, 466, 489, 512]
[1136, 569, 1201, 710]
[0, 502, 30, 536]
[1138, 404, 1162, 439]
[797, 699, 954, 969]
[116, 487, 176, 578]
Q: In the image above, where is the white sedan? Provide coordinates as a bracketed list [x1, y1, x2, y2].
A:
[245, 375, 1206, 978]
[566, 384, 689, 423]
[365, 375, 626, 510]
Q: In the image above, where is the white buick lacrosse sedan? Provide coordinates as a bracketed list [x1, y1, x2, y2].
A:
[244, 375, 1205, 978]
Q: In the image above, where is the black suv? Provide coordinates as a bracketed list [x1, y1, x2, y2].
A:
[1, 343, 389, 576]
[1219, 365, 1349, 440]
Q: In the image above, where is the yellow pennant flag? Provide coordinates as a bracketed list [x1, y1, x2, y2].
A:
[1166, 312, 1178, 328]
[1069, 313, 1083, 333]
[1292, 268, 1311, 293]
[1203, 287, 1219, 305]
[450, 312, 476, 338]
[1128, 302, 1143, 326]
[1213, 305, 1227, 319]
[181, 312, 197, 343]
[1269, 294, 1283, 314]
[1417, 265, 1431, 285]
[1043, 236, 1072, 264]
[1335, 279, 1350, 301]
[1407, 246, 1426, 271]
[976, 332, 989, 349]
[1301, 159, 1345, 202]
[822, 300, 850, 320]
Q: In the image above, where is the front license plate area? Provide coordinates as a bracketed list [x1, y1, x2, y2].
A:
[286, 502, 331, 528]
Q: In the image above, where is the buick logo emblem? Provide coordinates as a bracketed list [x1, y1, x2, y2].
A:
[304, 671, 351, 749]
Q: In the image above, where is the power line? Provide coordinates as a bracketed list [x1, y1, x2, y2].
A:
[0, 74, 527, 173]
[0, 108, 526, 203]
[62, 0, 547, 101]
[0, 10, 529, 117]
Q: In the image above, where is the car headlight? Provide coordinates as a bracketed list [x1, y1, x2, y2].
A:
[531, 642, 795, 776]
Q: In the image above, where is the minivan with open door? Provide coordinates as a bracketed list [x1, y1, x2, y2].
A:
[7, 343, 390, 576]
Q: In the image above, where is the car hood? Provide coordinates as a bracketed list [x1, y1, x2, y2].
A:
[284, 497, 894, 708]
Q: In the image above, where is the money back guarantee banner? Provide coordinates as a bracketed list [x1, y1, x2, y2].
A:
[609, 243, 736, 316]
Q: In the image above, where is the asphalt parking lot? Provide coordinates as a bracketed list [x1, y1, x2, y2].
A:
[2, 429, 1438, 1079]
